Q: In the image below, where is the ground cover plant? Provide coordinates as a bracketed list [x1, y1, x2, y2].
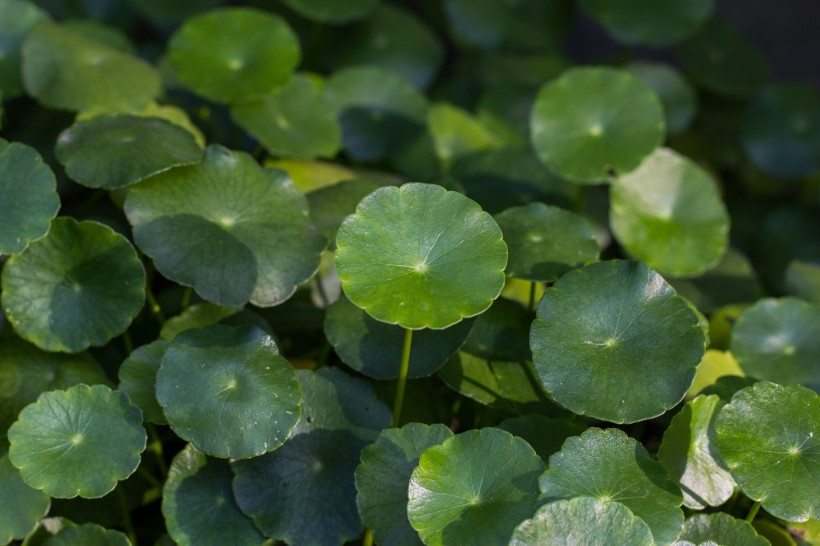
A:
[0, 0, 819, 545]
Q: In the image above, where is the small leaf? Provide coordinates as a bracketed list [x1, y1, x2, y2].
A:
[510, 497, 655, 546]
[461, 297, 531, 363]
[715, 382, 819, 522]
[117, 340, 168, 425]
[307, 179, 383, 247]
[408, 428, 545, 546]
[8, 384, 146, 498]
[0, 0, 49, 98]
[539, 427, 684, 545]
[579, 0, 712, 46]
[355, 423, 453, 546]
[674, 513, 770, 546]
[335, 183, 507, 329]
[279, 0, 378, 24]
[42, 523, 130, 546]
[427, 103, 500, 168]
[156, 324, 301, 459]
[1, 218, 146, 353]
[626, 62, 698, 134]
[499, 414, 587, 463]
[159, 303, 243, 341]
[162, 444, 265, 546]
[688, 349, 744, 398]
[0, 453, 50, 544]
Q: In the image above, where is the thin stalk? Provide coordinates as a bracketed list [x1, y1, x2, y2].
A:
[180, 287, 193, 309]
[528, 281, 537, 312]
[146, 424, 169, 478]
[392, 328, 414, 427]
[136, 465, 162, 488]
[117, 487, 137, 544]
[122, 330, 134, 355]
[362, 528, 374, 546]
[145, 285, 165, 326]
[574, 185, 588, 214]
[745, 500, 761, 523]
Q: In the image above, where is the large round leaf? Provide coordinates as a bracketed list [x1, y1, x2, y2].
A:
[741, 85, 820, 178]
[124, 145, 325, 307]
[510, 497, 655, 546]
[0, 141, 59, 255]
[8, 384, 146, 498]
[230, 75, 341, 159]
[355, 423, 453, 546]
[408, 428, 544, 546]
[495, 202, 599, 282]
[674, 513, 770, 546]
[530, 260, 706, 423]
[55, 115, 203, 189]
[117, 340, 167, 425]
[610, 148, 730, 277]
[626, 62, 698, 135]
[530, 67, 665, 183]
[156, 324, 300, 459]
[22, 21, 159, 111]
[325, 295, 473, 379]
[539, 427, 684, 545]
[579, 0, 712, 46]
[0, 0, 48, 98]
[162, 444, 265, 546]
[280, 0, 378, 23]
[42, 523, 130, 546]
[231, 368, 391, 546]
[335, 183, 507, 329]
[731, 298, 820, 390]
[0, 453, 50, 544]
[167, 8, 299, 103]
[715, 382, 819, 522]
[1, 218, 146, 353]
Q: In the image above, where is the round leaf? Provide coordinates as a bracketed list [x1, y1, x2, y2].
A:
[610, 148, 730, 277]
[231, 368, 391, 546]
[279, 0, 378, 23]
[162, 444, 265, 546]
[539, 427, 684, 545]
[461, 297, 531, 363]
[408, 427, 544, 546]
[156, 324, 301, 459]
[731, 298, 820, 390]
[335, 183, 507, 329]
[626, 62, 698, 134]
[0, 453, 50, 544]
[55, 115, 203, 189]
[715, 382, 819, 522]
[126, 0, 225, 23]
[579, 0, 712, 46]
[428, 102, 500, 168]
[495, 202, 599, 282]
[355, 423, 454, 546]
[0, 0, 48, 98]
[124, 145, 325, 307]
[167, 8, 300, 103]
[22, 21, 160, 111]
[510, 497, 655, 546]
[675, 513, 770, 546]
[307, 179, 383, 247]
[530, 260, 706, 423]
[498, 415, 587, 463]
[43, 523, 130, 546]
[1, 218, 146, 353]
[530, 67, 665, 183]
[324, 295, 473, 379]
[117, 340, 168, 425]
[0, 141, 59, 255]
[8, 384, 146, 498]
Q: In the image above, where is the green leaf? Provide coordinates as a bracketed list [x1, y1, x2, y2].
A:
[530, 260, 706, 423]
[499, 415, 587, 463]
[324, 66, 428, 162]
[610, 148, 730, 277]
[0, 0, 49, 98]
[0, 336, 107, 433]
[335, 183, 507, 329]
[23, 518, 76, 546]
[715, 382, 819, 522]
[126, 0, 224, 23]
[0, 141, 59, 255]
[42, 523, 130, 546]
[231, 368, 391, 546]
[741, 85, 820, 178]
[753, 520, 796, 546]
[230, 74, 341, 159]
[159, 303, 243, 341]
[626, 62, 698, 134]
[1, 218, 146, 353]
[324, 294, 473, 379]
[785, 260, 820, 305]
[117, 340, 168, 425]
[279, 0, 378, 23]
[307, 179, 383, 247]
[657, 395, 735, 509]
[408, 427, 545, 546]
[539, 427, 684, 545]
[55, 115, 203, 190]
[0, 453, 50, 544]
[167, 8, 299, 103]
[8, 384, 146, 498]
[156, 324, 300, 459]
[125, 145, 326, 307]
[730, 298, 820, 390]
[674, 513, 770, 546]
[22, 21, 159, 111]
[510, 497, 655, 546]
[495, 203, 599, 282]
[579, 0, 712, 46]
[355, 423, 453, 546]
[162, 444, 265, 546]
[531, 67, 665, 183]
[428, 103, 500, 169]
[461, 297, 531, 363]
[61, 19, 135, 53]
[688, 349, 744, 398]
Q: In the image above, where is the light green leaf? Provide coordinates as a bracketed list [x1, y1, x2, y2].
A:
[530, 260, 706, 423]
[428, 103, 500, 169]
[280, 0, 378, 23]
[0, 0, 49, 98]
[580, 0, 712, 46]
[117, 340, 168, 425]
[42, 523, 130, 546]
[715, 382, 819, 522]
[0, 453, 50, 545]
[408, 427, 545, 546]
[688, 349, 744, 398]
[626, 61, 698, 134]
[674, 513, 770, 546]
[335, 183, 507, 329]
[8, 384, 146, 498]
[1, 218, 146, 353]
[61, 19, 135, 53]
[539, 427, 684, 545]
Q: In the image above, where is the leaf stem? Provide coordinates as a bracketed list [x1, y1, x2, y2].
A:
[528, 281, 537, 312]
[146, 423, 169, 478]
[122, 330, 134, 355]
[362, 528, 374, 546]
[144, 285, 165, 326]
[745, 500, 761, 523]
[136, 465, 162, 488]
[575, 185, 588, 214]
[392, 328, 413, 426]
[180, 287, 193, 310]
[117, 487, 137, 544]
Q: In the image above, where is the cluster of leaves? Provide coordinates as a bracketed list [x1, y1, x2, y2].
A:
[0, 0, 819, 545]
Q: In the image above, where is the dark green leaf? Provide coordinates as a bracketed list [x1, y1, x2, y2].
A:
[580, 0, 712, 46]
[462, 297, 531, 363]
[307, 179, 383, 247]
[626, 62, 698, 134]
[42, 523, 130, 546]
[280, 0, 378, 24]
[0, 453, 50, 544]
[117, 340, 167, 425]
[0, 0, 49, 98]
[499, 414, 587, 463]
